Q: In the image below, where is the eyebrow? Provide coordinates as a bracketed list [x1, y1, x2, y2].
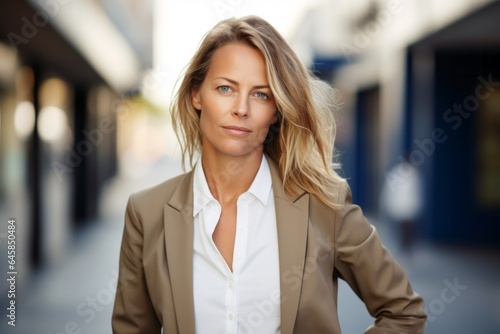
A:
[214, 76, 271, 89]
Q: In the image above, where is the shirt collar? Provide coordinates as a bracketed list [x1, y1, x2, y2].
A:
[192, 155, 272, 217]
[246, 155, 272, 206]
[193, 158, 216, 217]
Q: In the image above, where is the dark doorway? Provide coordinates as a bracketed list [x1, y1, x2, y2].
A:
[353, 86, 381, 214]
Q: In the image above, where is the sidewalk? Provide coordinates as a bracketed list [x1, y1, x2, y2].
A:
[0, 219, 124, 334]
[1, 155, 499, 333]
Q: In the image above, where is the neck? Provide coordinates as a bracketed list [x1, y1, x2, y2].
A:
[201, 150, 263, 204]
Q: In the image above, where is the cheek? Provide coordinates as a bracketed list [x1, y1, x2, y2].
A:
[264, 109, 278, 128]
[272, 113, 278, 124]
[265, 109, 280, 140]
[253, 115, 276, 142]
[199, 106, 222, 138]
[199, 112, 212, 135]
[198, 109, 209, 132]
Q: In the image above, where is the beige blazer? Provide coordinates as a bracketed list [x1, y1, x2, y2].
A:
[112, 158, 426, 333]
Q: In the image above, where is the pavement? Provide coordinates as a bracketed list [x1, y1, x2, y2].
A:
[1, 155, 500, 334]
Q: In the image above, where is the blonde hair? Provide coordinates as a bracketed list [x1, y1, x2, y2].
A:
[171, 16, 343, 210]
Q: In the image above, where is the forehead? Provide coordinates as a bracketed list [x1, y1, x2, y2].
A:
[206, 42, 268, 81]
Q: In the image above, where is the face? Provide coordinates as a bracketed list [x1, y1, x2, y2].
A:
[192, 42, 278, 160]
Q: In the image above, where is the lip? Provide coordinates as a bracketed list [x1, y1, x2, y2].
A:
[222, 125, 252, 136]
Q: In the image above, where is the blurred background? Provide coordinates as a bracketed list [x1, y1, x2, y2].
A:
[0, 0, 499, 333]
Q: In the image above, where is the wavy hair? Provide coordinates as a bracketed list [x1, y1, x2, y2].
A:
[171, 15, 343, 210]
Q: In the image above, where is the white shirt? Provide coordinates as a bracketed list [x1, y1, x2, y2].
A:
[192, 155, 281, 334]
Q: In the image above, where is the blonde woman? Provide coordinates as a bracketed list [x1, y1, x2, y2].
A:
[112, 16, 426, 333]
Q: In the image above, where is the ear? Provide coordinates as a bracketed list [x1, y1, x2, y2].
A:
[191, 87, 202, 110]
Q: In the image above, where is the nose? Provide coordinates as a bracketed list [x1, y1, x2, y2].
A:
[232, 95, 249, 118]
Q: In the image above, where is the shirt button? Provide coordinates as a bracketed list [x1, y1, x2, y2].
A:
[228, 314, 234, 320]
[227, 281, 233, 289]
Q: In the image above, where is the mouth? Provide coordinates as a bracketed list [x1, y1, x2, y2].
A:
[222, 125, 252, 136]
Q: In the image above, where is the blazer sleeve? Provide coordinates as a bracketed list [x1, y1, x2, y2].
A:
[112, 195, 162, 334]
[333, 181, 427, 334]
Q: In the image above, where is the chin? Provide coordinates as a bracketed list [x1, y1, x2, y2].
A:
[217, 145, 261, 158]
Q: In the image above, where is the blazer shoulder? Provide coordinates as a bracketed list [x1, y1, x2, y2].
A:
[129, 171, 191, 217]
[310, 178, 350, 212]
[336, 178, 352, 206]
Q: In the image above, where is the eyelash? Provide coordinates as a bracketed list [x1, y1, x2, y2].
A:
[217, 86, 269, 100]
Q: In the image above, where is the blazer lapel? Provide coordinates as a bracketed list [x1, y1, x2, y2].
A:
[268, 158, 309, 334]
[164, 171, 196, 334]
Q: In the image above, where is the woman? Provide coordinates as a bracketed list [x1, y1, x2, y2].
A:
[112, 16, 426, 333]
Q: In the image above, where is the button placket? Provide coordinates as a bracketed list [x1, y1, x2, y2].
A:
[225, 277, 237, 333]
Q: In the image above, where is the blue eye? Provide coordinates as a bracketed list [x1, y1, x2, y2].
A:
[218, 86, 231, 92]
[255, 92, 268, 99]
